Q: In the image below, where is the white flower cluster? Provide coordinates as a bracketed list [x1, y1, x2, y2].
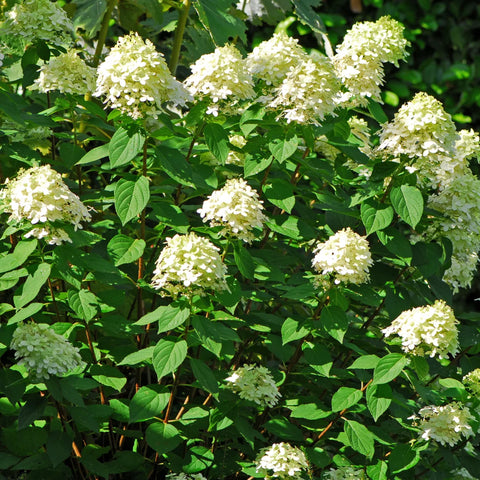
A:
[256, 442, 308, 479]
[1, 119, 52, 154]
[226, 135, 247, 166]
[323, 466, 366, 480]
[32, 49, 96, 95]
[246, 32, 308, 86]
[165, 474, 207, 480]
[1, 0, 73, 47]
[224, 365, 281, 408]
[413, 402, 474, 446]
[0, 165, 91, 245]
[334, 16, 409, 107]
[463, 368, 480, 397]
[184, 44, 255, 116]
[151, 232, 228, 296]
[95, 33, 190, 119]
[312, 227, 373, 285]
[382, 300, 459, 359]
[197, 178, 266, 243]
[11, 322, 84, 380]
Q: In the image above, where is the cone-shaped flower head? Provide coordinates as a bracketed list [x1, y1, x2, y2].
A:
[256, 442, 309, 479]
[382, 300, 459, 359]
[225, 365, 281, 407]
[95, 32, 191, 119]
[11, 322, 84, 380]
[151, 232, 228, 296]
[197, 178, 267, 243]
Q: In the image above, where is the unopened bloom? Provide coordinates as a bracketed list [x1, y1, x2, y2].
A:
[256, 443, 308, 479]
[312, 228, 373, 284]
[323, 466, 366, 480]
[270, 53, 340, 124]
[95, 32, 190, 119]
[11, 322, 84, 380]
[197, 178, 266, 243]
[32, 49, 96, 95]
[463, 368, 480, 397]
[246, 32, 308, 86]
[382, 300, 459, 359]
[151, 232, 227, 296]
[166, 474, 207, 480]
[1, 0, 73, 47]
[0, 165, 91, 244]
[412, 402, 474, 446]
[184, 45, 255, 115]
[225, 365, 281, 407]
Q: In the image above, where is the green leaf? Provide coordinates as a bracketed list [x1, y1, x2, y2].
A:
[281, 317, 310, 345]
[72, 0, 107, 38]
[114, 176, 150, 225]
[190, 358, 219, 394]
[7, 303, 43, 325]
[388, 444, 420, 473]
[107, 234, 146, 266]
[244, 156, 272, 178]
[134, 304, 190, 332]
[377, 227, 412, 263]
[204, 123, 229, 164]
[46, 431, 72, 468]
[0, 269, 28, 292]
[0, 240, 37, 274]
[157, 147, 195, 187]
[361, 200, 394, 235]
[68, 289, 98, 321]
[118, 346, 155, 366]
[90, 365, 126, 392]
[293, 0, 327, 34]
[321, 306, 349, 343]
[18, 394, 48, 429]
[372, 353, 408, 385]
[344, 419, 375, 458]
[331, 387, 363, 412]
[368, 99, 389, 124]
[129, 385, 170, 423]
[76, 144, 109, 166]
[348, 355, 380, 370]
[145, 422, 181, 454]
[367, 460, 388, 480]
[263, 179, 296, 213]
[268, 136, 298, 163]
[366, 384, 392, 421]
[109, 127, 145, 168]
[233, 242, 255, 280]
[13, 263, 51, 309]
[303, 343, 332, 377]
[390, 185, 424, 228]
[152, 338, 187, 380]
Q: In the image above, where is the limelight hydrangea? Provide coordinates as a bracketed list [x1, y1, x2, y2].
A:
[256, 443, 309, 479]
[95, 32, 190, 119]
[463, 368, 480, 397]
[382, 300, 459, 359]
[225, 365, 281, 407]
[270, 53, 340, 125]
[32, 49, 96, 95]
[312, 228, 373, 285]
[197, 178, 266, 243]
[165, 474, 207, 480]
[11, 322, 84, 380]
[151, 232, 228, 296]
[0, 165, 91, 244]
[246, 32, 308, 86]
[442, 252, 478, 293]
[184, 45, 255, 116]
[412, 402, 474, 446]
[226, 134, 247, 166]
[323, 466, 366, 480]
[455, 129, 480, 162]
[1, 0, 73, 47]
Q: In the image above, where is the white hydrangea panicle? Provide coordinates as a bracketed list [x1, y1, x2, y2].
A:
[0, 164, 92, 244]
[463, 368, 480, 397]
[32, 49, 96, 95]
[312, 227, 373, 285]
[256, 442, 309, 479]
[269, 52, 340, 125]
[226, 134, 247, 166]
[224, 364, 281, 407]
[151, 232, 228, 296]
[1, 0, 74, 47]
[95, 32, 190, 119]
[197, 178, 267, 243]
[348, 116, 373, 157]
[165, 474, 207, 480]
[455, 128, 480, 162]
[442, 252, 478, 293]
[323, 466, 366, 480]
[11, 322, 84, 380]
[382, 300, 459, 359]
[246, 32, 308, 86]
[412, 402, 474, 446]
[184, 45, 255, 116]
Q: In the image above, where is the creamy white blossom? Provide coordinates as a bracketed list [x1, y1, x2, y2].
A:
[95, 32, 190, 119]
[463, 368, 480, 397]
[455, 129, 480, 162]
[442, 252, 478, 293]
[323, 466, 366, 480]
[1, 0, 74, 47]
[11, 322, 84, 380]
[246, 32, 308, 86]
[151, 232, 227, 296]
[197, 178, 266, 243]
[0, 165, 91, 244]
[312, 227, 373, 285]
[226, 134, 247, 166]
[382, 300, 459, 359]
[32, 49, 96, 95]
[256, 443, 308, 479]
[412, 402, 474, 446]
[225, 365, 281, 407]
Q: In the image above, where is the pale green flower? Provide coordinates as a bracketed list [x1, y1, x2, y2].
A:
[226, 135, 247, 166]
[442, 252, 478, 293]
[463, 368, 480, 397]
[455, 128, 480, 162]
[256, 443, 308, 480]
[383, 300, 459, 359]
[323, 466, 366, 480]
